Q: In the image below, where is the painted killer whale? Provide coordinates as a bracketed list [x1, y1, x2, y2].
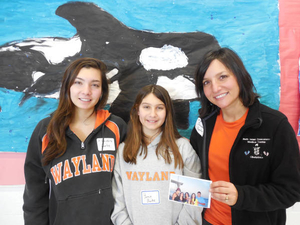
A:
[0, 2, 219, 129]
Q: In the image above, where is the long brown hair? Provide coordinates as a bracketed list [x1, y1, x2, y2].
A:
[42, 58, 108, 166]
[123, 84, 183, 169]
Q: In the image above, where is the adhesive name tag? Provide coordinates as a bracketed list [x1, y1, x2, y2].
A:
[141, 190, 160, 205]
[97, 138, 115, 151]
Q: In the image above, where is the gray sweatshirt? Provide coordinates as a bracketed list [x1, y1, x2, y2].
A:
[112, 134, 203, 225]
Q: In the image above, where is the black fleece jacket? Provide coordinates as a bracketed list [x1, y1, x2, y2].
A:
[190, 100, 300, 225]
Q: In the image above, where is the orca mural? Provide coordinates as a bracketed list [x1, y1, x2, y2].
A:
[0, 2, 219, 130]
[0, 0, 280, 154]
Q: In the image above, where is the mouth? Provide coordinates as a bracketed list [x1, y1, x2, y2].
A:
[79, 98, 92, 102]
[215, 92, 228, 99]
[147, 119, 158, 123]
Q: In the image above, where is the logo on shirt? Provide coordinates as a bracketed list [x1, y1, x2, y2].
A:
[126, 171, 175, 181]
[243, 138, 270, 159]
[50, 153, 115, 185]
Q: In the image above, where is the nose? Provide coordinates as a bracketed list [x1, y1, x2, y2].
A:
[211, 80, 220, 93]
[150, 108, 157, 117]
[82, 84, 91, 95]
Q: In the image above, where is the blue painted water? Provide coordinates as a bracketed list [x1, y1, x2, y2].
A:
[0, 0, 279, 152]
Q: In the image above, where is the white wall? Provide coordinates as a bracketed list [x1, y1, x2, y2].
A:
[0, 185, 24, 225]
[1, 185, 299, 225]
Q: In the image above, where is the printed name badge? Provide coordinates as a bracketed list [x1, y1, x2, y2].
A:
[97, 138, 115, 151]
[141, 190, 160, 205]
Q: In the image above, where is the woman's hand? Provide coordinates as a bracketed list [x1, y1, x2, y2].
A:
[210, 181, 238, 206]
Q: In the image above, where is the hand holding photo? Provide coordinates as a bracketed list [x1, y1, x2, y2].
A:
[168, 174, 212, 208]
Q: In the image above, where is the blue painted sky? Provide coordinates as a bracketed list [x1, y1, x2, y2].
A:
[0, 0, 279, 152]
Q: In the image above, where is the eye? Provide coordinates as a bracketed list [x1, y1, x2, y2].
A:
[92, 83, 100, 88]
[219, 74, 228, 80]
[157, 106, 165, 110]
[74, 80, 82, 85]
[203, 80, 209, 86]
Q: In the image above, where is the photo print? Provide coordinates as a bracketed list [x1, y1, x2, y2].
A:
[169, 174, 211, 208]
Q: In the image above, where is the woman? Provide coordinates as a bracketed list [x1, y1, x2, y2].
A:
[179, 192, 185, 202]
[184, 192, 191, 204]
[172, 188, 181, 201]
[190, 47, 300, 225]
[23, 58, 127, 225]
[190, 193, 197, 206]
[111, 84, 202, 225]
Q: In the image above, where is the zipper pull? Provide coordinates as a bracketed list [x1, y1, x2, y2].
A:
[99, 189, 101, 194]
[81, 142, 85, 150]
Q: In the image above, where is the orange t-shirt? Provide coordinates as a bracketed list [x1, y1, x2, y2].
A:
[204, 109, 248, 225]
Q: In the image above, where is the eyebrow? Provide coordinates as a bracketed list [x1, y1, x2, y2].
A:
[75, 77, 101, 82]
[205, 71, 227, 78]
[141, 102, 165, 106]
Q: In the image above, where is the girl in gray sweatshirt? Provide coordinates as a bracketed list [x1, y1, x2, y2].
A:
[112, 84, 202, 225]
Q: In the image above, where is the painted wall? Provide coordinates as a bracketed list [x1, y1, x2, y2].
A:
[0, 0, 300, 224]
[0, 0, 284, 186]
[0, 0, 280, 155]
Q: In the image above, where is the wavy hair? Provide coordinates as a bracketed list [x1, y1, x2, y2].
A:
[42, 58, 108, 165]
[123, 84, 183, 169]
[194, 47, 259, 117]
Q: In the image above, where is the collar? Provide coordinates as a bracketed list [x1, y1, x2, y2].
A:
[148, 132, 162, 148]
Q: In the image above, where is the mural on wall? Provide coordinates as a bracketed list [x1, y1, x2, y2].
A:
[0, 2, 220, 131]
[0, 0, 280, 153]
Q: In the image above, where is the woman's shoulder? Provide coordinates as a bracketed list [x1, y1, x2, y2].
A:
[29, 116, 52, 140]
[176, 137, 191, 145]
[116, 142, 126, 154]
[257, 103, 289, 125]
[110, 113, 126, 123]
[176, 137, 195, 153]
[35, 116, 52, 130]
[118, 142, 125, 149]
[260, 105, 286, 119]
[104, 110, 127, 126]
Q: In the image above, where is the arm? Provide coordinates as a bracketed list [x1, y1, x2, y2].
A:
[180, 138, 201, 178]
[177, 139, 203, 225]
[23, 120, 50, 225]
[111, 148, 133, 225]
[232, 118, 300, 211]
[198, 201, 206, 206]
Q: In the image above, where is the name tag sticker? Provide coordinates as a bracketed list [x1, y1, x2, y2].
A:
[141, 190, 160, 205]
[97, 138, 115, 151]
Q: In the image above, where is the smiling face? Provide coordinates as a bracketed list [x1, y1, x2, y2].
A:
[191, 193, 196, 200]
[138, 93, 166, 137]
[203, 59, 242, 113]
[70, 67, 102, 114]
